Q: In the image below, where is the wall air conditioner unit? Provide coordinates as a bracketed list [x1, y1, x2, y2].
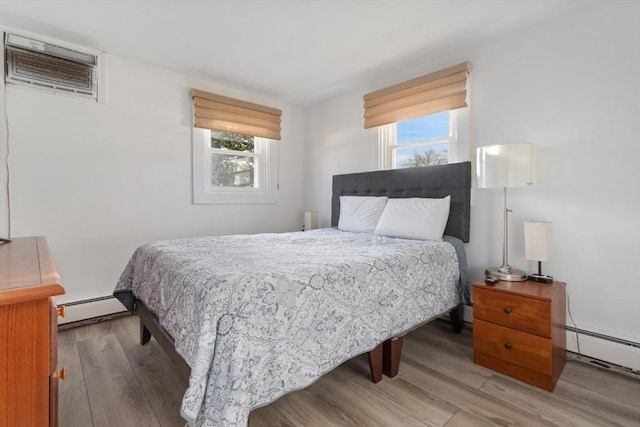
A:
[4, 32, 100, 100]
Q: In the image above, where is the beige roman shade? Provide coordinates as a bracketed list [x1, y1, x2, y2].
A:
[363, 61, 470, 129]
[191, 89, 282, 140]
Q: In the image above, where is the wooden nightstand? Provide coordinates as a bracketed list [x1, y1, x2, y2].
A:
[472, 279, 566, 391]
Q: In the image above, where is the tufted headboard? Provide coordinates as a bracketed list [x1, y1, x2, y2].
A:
[331, 161, 471, 242]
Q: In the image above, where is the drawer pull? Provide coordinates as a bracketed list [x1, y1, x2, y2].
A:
[504, 342, 512, 349]
[54, 367, 67, 380]
[503, 307, 512, 314]
[57, 305, 67, 318]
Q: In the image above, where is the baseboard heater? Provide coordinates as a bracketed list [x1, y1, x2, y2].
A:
[565, 326, 639, 349]
[564, 325, 639, 373]
[57, 295, 127, 326]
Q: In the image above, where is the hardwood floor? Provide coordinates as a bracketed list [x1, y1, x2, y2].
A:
[58, 316, 640, 426]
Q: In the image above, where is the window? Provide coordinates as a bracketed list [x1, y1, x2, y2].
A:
[379, 110, 457, 170]
[364, 62, 469, 170]
[209, 131, 257, 188]
[193, 128, 277, 204]
[190, 89, 281, 204]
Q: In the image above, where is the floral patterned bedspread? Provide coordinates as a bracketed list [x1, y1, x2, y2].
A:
[114, 228, 464, 426]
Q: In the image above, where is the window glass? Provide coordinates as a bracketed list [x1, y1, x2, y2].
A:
[379, 110, 455, 170]
[209, 131, 257, 188]
[397, 112, 450, 144]
[211, 130, 255, 152]
[192, 128, 277, 204]
[210, 153, 255, 188]
[396, 142, 448, 168]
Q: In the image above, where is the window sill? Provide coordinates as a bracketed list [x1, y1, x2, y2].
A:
[193, 190, 277, 205]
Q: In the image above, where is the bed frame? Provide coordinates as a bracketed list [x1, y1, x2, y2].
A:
[136, 161, 472, 385]
[330, 161, 472, 380]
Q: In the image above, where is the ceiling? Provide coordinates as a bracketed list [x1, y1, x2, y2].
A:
[0, 0, 590, 105]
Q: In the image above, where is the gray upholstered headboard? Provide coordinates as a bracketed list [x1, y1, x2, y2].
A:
[331, 161, 471, 242]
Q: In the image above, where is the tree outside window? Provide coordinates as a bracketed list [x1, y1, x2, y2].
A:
[210, 131, 257, 188]
[394, 111, 451, 168]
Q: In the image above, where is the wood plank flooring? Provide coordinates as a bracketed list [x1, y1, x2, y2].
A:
[58, 316, 640, 426]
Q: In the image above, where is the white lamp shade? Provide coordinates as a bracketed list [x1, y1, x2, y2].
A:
[476, 143, 534, 188]
[524, 221, 553, 262]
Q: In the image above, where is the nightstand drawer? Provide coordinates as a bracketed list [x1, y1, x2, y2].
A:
[473, 319, 552, 375]
[474, 287, 551, 337]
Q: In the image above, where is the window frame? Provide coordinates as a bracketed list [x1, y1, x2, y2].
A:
[192, 127, 278, 204]
[378, 110, 458, 170]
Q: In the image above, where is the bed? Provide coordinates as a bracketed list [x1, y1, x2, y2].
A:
[114, 161, 471, 426]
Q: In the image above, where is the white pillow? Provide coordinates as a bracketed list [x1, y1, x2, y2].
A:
[338, 196, 388, 233]
[374, 196, 451, 241]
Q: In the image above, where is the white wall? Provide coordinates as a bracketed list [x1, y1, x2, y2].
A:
[304, 1, 640, 370]
[0, 54, 305, 308]
[303, 92, 378, 225]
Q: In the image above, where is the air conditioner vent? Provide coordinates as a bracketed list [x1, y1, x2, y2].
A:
[6, 47, 95, 95]
[4, 32, 100, 100]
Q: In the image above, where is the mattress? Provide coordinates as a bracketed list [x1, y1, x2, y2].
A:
[114, 228, 466, 426]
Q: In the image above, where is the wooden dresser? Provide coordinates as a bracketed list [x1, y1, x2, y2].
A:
[473, 279, 566, 391]
[0, 236, 66, 426]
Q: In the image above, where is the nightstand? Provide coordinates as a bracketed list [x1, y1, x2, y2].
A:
[472, 279, 566, 391]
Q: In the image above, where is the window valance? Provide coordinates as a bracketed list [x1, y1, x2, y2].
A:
[191, 89, 282, 140]
[363, 61, 470, 129]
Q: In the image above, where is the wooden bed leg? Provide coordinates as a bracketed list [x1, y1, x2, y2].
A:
[383, 336, 403, 378]
[140, 319, 152, 345]
[450, 304, 464, 333]
[367, 343, 383, 383]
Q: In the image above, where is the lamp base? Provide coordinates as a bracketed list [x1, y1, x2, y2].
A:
[527, 274, 554, 284]
[485, 267, 527, 282]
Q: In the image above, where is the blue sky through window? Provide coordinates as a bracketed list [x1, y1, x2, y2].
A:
[395, 111, 450, 167]
[397, 111, 450, 144]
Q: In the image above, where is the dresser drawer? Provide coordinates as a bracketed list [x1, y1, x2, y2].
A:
[474, 287, 551, 337]
[473, 319, 552, 375]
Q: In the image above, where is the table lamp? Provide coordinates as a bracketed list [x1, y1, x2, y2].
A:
[476, 143, 534, 281]
[524, 220, 554, 283]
